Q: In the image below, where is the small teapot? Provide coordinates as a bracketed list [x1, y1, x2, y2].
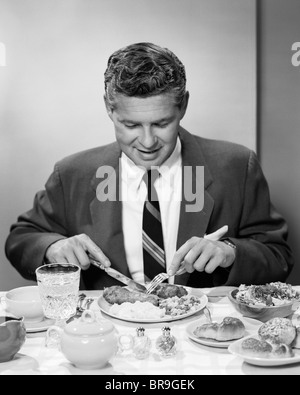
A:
[47, 310, 118, 370]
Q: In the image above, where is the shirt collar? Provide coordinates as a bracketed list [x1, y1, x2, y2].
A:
[159, 138, 182, 181]
[120, 153, 145, 192]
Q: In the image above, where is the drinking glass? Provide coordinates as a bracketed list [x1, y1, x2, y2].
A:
[36, 263, 81, 347]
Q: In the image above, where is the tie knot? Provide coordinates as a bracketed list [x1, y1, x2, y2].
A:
[143, 169, 160, 202]
[145, 169, 159, 184]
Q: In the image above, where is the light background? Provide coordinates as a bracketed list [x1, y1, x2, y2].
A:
[258, 0, 300, 286]
[1, 0, 299, 290]
[0, 0, 256, 290]
[0, 42, 5, 66]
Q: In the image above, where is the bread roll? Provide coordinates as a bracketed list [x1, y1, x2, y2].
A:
[241, 337, 294, 358]
[241, 337, 272, 357]
[258, 317, 296, 346]
[193, 316, 246, 341]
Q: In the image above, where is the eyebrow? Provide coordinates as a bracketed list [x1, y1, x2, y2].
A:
[119, 116, 174, 124]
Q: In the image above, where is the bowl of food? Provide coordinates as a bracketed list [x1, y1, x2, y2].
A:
[0, 316, 26, 363]
[228, 282, 300, 322]
[5, 286, 44, 323]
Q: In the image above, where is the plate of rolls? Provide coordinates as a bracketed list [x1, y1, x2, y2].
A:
[186, 313, 261, 348]
[228, 317, 300, 366]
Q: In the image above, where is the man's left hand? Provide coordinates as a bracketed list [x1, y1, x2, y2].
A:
[168, 225, 235, 276]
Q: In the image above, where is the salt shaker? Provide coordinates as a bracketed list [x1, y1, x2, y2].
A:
[133, 327, 151, 359]
[118, 333, 134, 355]
[156, 327, 177, 357]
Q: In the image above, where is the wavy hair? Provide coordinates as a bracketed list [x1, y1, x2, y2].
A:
[104, 42, 187, 108]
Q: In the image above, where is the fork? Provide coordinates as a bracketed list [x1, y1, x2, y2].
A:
[77, 293, 87, 311]
[67, 295, 94, 323]
[67, 293, 86, 323]
[83, 298, 95, 310]
[146, 266, 187, 294]
[77, 296, 94, 313]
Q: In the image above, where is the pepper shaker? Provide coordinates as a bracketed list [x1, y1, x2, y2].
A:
[156, 327, 177, 357]
[133, 327, 151, 359]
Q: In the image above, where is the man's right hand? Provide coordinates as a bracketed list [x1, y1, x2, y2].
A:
[45, 234, 111, 271]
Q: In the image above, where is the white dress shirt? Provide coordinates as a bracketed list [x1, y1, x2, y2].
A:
[121, 139, 182, 284]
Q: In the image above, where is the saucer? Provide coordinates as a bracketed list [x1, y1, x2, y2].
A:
[25, 317, 55, 333]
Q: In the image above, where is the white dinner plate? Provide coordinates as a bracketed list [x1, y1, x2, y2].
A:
[97, 287, 208, 323]
[25, 317, 55, 333]
[228, 334, 300, 366]
[186, 314, 262, 348]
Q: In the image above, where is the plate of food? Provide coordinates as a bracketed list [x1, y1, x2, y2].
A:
[186, 314, 262, 348]
[228, 335, 300, 367]
[228, 317, 300, 366]
[97, 284, 208, 323]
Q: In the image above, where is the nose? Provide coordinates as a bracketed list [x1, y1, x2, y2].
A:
[139, 127, 157, 149]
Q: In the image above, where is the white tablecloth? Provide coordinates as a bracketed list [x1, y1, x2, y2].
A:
[1, 286, 300, 376]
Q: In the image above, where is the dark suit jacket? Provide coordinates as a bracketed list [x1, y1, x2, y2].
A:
[5, 128, 293, 289]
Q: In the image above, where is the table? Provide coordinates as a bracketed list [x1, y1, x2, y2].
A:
[1, 286, 300, 376]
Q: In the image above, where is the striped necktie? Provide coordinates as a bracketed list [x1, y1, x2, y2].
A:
[142, 170, 166, 282]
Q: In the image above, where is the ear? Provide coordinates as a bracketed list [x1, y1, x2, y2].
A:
[179, 91, 190, 120]
[104, 94, 114, 119]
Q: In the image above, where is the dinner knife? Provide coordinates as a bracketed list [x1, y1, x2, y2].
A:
[89, 257, 147, 293]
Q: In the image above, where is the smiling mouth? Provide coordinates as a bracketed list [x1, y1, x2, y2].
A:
[138, 148, 161, 154]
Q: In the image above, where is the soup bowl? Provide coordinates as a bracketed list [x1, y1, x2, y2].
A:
[5, 286, 44, 323]
[0, 316, 26, 363]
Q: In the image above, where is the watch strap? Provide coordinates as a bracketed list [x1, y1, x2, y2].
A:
[222, 238, 237, 249]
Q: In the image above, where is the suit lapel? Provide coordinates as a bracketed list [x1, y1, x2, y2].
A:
[89, 146, 131, 278]
[175, 128, 215, 286]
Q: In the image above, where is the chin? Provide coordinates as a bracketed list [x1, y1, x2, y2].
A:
[132, 155, 164, 169]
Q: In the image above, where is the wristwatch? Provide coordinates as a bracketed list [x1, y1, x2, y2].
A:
[222, 238, 237, 249]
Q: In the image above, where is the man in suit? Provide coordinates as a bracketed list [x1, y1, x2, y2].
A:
[5, 42, 293, 290]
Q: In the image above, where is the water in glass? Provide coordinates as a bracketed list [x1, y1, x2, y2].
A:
[36, 263, 80, 321]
